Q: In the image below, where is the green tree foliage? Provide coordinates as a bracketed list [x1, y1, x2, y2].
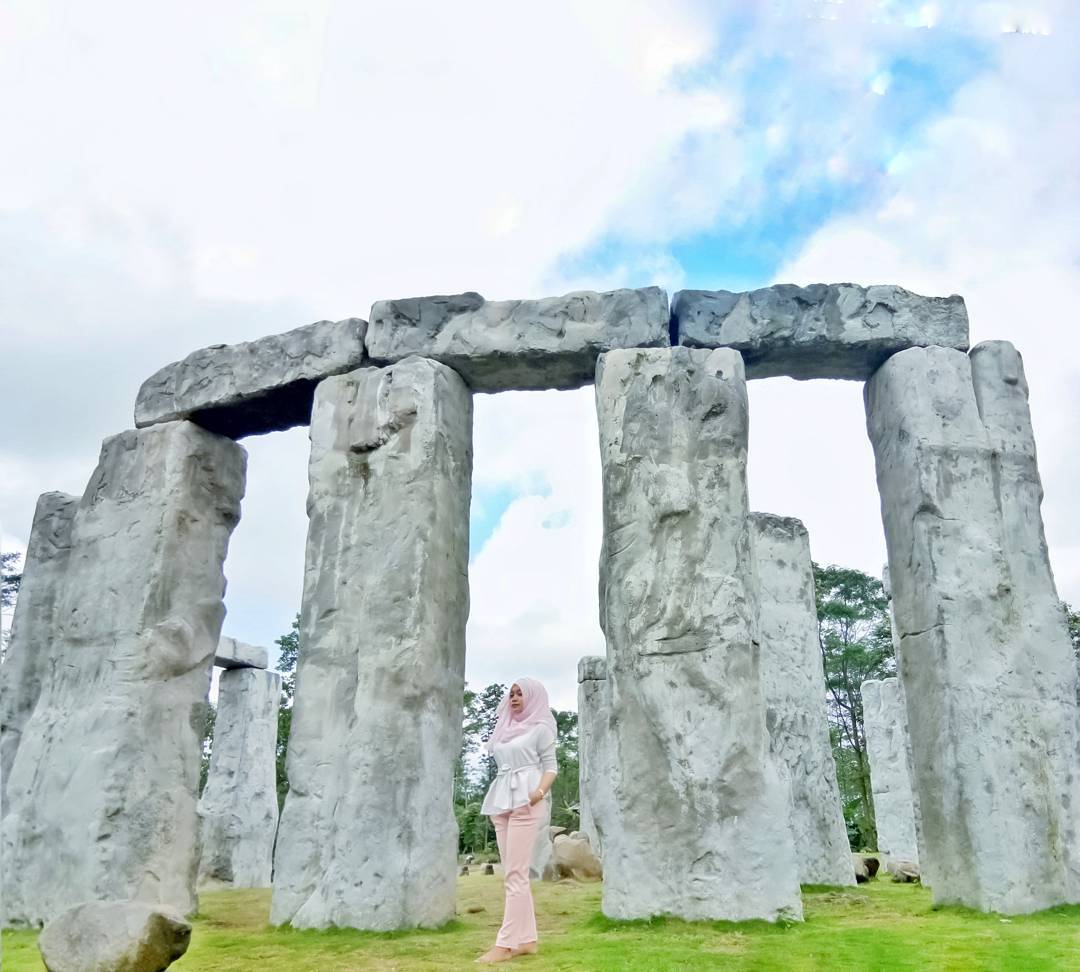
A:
[1, 550, 22, 608]
[814, 563, 895, 851]
[198, 702, 216, 796]
[274, 615, 300, 809]
[1064, 602, 1080, 662]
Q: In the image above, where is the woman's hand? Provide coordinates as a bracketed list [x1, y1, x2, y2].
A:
[528, 788, 545, 806]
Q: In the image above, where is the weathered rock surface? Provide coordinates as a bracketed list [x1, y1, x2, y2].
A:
[865, 345, 1080, 913]
[38, 900, 191, 972]
[552, 834, 603, 881]
[673, 283, 968, 380]
[594, 346, 802, 922]
[135, 318, 367, 438]
[2, 422, 246, 926]
[751, 513, 855, 887]
[213, 636, 268, 670]
[860, 678, 920, 864]
[887, 859, 921, 883]
[367, 288, 669, 392]
[271, 358, 472, 930]
[576, 655, 611, 858]
[198, 667, 281, 888]
[0, 491, 78, 798]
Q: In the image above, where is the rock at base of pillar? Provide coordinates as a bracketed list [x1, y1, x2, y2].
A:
[866, 345, 1080, 913]
[271, 358, 472, 931]
[860, 678, 920, 865]
[198, 667, 281, 889]
[2, 422, 246, 927]
[752, 513, 856, 887]
[0, 491, 78, 798]
[594, 346, 802, 923]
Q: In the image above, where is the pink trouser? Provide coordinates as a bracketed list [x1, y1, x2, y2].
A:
[491, 801, 545, 949]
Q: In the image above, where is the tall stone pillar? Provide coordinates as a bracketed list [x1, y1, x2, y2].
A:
[880, 565, 927, 874]
[2, 422, 245, 926]
[271, 358, 472, 931]
[751, 513, 855, 887]
[865, 345, 1080, 913]
[860, 678, 920, 863]
[594, 346, 802, 922]
[576, 655, 611, 858]
[198, 667, 281, 888]
[0, 491, 78, 796]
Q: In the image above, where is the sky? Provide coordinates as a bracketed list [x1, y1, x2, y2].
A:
[2, 1, 1077, 711]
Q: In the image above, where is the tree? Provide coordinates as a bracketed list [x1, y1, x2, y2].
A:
[1064, 602, 1080, 662]
[198, 702, 216, 796]
[814, 563, 895, 850]
[549, 709, 580, 831]
[1, 551, 22, 661]
[274, 615, 301, 809]
[1, 551, 21, 608]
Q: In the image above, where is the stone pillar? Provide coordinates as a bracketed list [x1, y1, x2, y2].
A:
[271, 358, 472, 931]
[751, 513, 855, 887]
[2, 422, 245, 926]
[880, 565, 926, 874]
[198, 667, 281, 888]
[0, 491, 78, 797]
[865, 345, 1080, 913]
[576, 655, 611, 858]
[594, 346, 801, 922]
[860, 678, 920, 863]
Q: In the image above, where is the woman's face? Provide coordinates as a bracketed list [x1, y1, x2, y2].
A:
[509, 683, 524, 713]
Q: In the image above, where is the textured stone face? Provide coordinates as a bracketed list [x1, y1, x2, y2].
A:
[367, 288, 669, 392]
[594, 346, 802, 922]
[673, 283, 968, 380]
[751, 513, 855, 887]
[2, 422, 246, 927]
[135, 318, 367, 438]
[271, 358, 472, 930]
[38, 900, 191, 972]
[860, 678, 920, 864]
[865, 345, 1080, 913]
[0, 491, 78, 797]
[198, 667, 281, 889]
[576, 656, 611, 859]
[214, 636, 268, 670]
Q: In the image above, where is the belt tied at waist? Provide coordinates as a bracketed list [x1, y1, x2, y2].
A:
[496, 764, 541, 791]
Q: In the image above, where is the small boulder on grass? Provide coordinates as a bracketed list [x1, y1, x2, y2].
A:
[887, 859, 920, 883]
[38, 900, 191, 972]
[552, 834, 602, 881]
[852, 854, 880, 883]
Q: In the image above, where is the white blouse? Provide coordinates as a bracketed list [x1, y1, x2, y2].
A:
[481, 723, 558, 816]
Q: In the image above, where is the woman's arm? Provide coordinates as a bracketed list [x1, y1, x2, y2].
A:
[529, 729, 559, 805]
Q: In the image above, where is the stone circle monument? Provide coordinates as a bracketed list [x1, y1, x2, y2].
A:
[2, 280, 1077, 930]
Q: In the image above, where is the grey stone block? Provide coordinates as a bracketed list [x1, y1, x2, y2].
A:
[367, 287, 668, 391]
[2, 421, 246, 926]
[752, 512, 855, 887]
[594, 346, 802, 922]
[673, 283, 968, 380]
[135, 318, 367, 438]
[271, 358, 472, 930]
[214, 637, 268, 670]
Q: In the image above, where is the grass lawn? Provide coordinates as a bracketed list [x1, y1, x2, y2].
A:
[4, 875, 1079, 971]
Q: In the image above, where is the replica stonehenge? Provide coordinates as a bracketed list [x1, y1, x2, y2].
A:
[2, 280, 1078, 931]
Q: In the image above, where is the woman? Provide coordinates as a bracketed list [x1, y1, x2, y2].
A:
[476, 678, 558, 964]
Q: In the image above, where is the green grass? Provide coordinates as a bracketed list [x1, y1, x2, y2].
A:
[4, 876, 1080, 971]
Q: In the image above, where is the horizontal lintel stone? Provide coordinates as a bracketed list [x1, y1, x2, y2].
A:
[135, 318, 367, 438]
[214, 637, 268, 670]
[366, 287, 669, 392]
[672, 283, 968, 380]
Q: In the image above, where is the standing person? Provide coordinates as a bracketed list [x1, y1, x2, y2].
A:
[476, 678, 558, 964]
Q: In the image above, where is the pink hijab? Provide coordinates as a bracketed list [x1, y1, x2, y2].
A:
[486, 677, 557, 753]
